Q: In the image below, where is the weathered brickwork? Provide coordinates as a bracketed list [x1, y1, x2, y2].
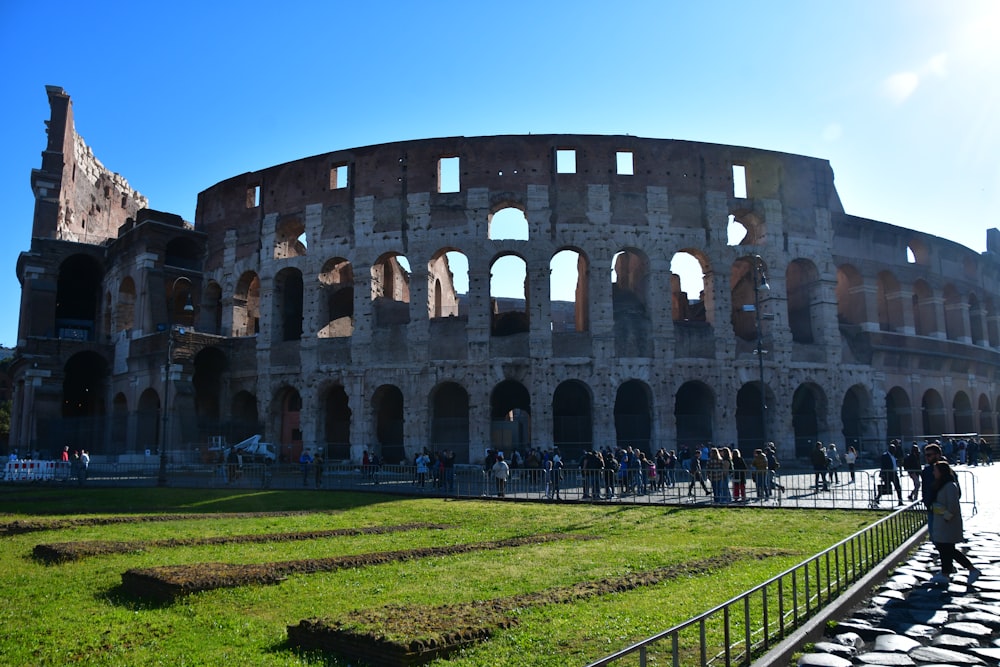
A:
[11, 88, 1000, 465]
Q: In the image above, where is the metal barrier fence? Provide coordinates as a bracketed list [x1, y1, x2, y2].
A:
[583, 505, 928, 667]
[2, 460, 978, 514]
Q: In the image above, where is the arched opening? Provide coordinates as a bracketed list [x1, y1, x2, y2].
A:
[319, 258, 354, 337]
[116, 277, 136, 334]
[953, 391, 974, 434]
[969, 292, 985, 346]
[60, 352, 108, 453]
[274, 216, 307, 258]
[921, 389, 946, 437]
[912, 279, 936, 337]
[490, 254, 528, 336]
[488, 205, 529, 240]
[942, 284, 965, 341]
[885, 387, 912, 444]
[274, 387, 303, 463]
[166, 276, 197, 330]
[111, 393, 128, 455]
[978, 394, 994, 436]
[322, 384, 351, 461]
[792, 383, 826, 459]
[550, 249, 589, 332]
[233, 272, 261, 337]
[876, 271, 904, 333]
[552, 380, 592, 461]
[200, 281, 223, 335]
[274, 268, 304, 341]
[670, 251, 709, 324]
[138, 389, 160, 452]
[372, 385, 405, 464]
[840, 385, 875, 454]
[612, 249, 652, 356]
[490, 380, 531, 453]
[836, 264, 865, 327]
[371, 253, 411, 327]
[674, 381, 714, 451]
[193, 347, 227, 444]
[615, 380, 653, 453]
[428, 250, 467, 320]
[736, 383, 768, 452]
[786, 258, 820, 344]
[730, 256, 769, 342]
[430, 382, 469, 459]
[56, 254, 103, 341]
[230, 391, 260, 444]
[726, 211, 765, 246]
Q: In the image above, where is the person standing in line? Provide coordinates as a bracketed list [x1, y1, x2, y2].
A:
[844, 446, 858, 484]
[78, 449, 90, 485]
[751, 448, 769, 500]
[415, 449, 430, 488]
[826, 443, 841, 485]
[314, 452, 324, 488]
[811, 442, 830, 491]
[299, 449, 313, 487]
[903, 442, 922, 501]
[492, 452, 510, 498]
[928, 460, 980, 586]
[731, 448, 748, 502]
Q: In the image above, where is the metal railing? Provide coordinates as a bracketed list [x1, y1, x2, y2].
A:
[583, 505, 927, 667]
[3, 460, 978, 513]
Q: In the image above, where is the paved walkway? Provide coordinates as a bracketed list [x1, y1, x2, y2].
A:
[793, 463, 1000, 666]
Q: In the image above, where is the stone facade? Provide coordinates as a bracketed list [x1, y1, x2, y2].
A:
[11, 88, 1000, 465]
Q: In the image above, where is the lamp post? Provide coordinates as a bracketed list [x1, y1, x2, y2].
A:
[159, 280, 194, 486]
[751, 256, 770, 448]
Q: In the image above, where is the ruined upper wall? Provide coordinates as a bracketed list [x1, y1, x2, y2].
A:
[194, 135, 845, 261]
[29, 86, 148, 245]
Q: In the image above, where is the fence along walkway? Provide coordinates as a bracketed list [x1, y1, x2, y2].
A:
[584, 506, 928, 667]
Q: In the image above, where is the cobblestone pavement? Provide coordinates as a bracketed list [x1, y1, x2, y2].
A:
[795, 463, 1000, 667]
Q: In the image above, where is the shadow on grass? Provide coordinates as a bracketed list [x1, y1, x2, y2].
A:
[99, 583, 175, 611]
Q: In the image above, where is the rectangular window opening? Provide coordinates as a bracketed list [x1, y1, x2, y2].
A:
[732, 164, 748, 199]
[616, 151, 634, 175]
[247, 185, 261, 208]
[556, 149, 577, 174]
[438, 156, 460, 193]
[330, 164, 349, 190]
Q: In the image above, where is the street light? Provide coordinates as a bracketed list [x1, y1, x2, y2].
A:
[159, 280, 194, 486]
[751, 256, 770, 447]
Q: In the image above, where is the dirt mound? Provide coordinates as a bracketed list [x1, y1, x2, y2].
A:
[33, 523, 449, 563]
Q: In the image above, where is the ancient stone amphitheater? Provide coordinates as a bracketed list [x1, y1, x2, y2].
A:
[11, 86, 1000, 465]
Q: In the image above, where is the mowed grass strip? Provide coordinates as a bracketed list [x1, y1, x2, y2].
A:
[0, 487, 881, 667]
[120, 533, 591, 602]
[33, 522, 450, 563]
[287, 547, 792, 666]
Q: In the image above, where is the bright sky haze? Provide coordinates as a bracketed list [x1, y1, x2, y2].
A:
[1, 0, 999, 348]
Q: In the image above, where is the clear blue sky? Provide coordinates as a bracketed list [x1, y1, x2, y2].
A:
[2, 1, 998, 348]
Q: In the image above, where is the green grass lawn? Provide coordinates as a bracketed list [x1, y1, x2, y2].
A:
[0, 487, 879, 666]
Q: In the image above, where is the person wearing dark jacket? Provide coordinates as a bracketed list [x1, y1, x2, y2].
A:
[878, 442, 904, 505]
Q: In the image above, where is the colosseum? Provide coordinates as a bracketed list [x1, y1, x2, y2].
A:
[10, 86, 1000, 466]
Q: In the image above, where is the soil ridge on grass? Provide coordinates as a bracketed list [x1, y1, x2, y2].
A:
[121, 533, 592, 602]
[33, 522, 450, 563]
[287, 546, 793, 666]
[1, 510, 338, 536]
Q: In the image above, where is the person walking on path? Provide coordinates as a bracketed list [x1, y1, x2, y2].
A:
[928, 460, 981, 585]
